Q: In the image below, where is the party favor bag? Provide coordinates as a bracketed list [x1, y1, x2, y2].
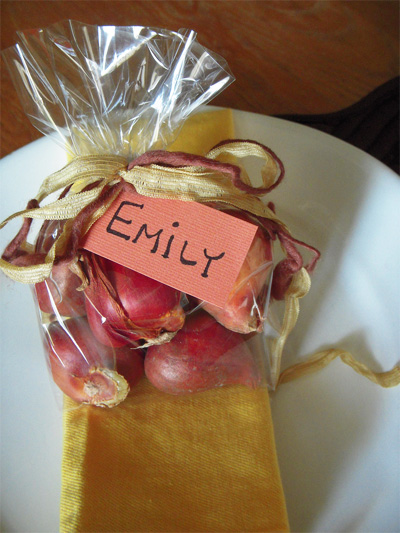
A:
[1, 21, 322, 405]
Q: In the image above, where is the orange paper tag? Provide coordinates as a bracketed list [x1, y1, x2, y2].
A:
[83, 191, 257, 308]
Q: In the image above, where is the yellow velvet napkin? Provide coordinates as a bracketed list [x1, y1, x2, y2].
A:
[60, 109, 289, 533]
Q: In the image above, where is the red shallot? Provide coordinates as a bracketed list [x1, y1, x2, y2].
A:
[83, 252, 185, 347]
[145, 310, 261, 394]
[201, 210, 273, 334]
[46, 317, 144, 407]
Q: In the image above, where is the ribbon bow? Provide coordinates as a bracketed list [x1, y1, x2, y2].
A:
[0, 139, 317, 288]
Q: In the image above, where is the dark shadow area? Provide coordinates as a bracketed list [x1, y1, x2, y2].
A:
[278, 76, 400, 175]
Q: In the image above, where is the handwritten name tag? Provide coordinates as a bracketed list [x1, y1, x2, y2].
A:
[83, 191, 257, 308]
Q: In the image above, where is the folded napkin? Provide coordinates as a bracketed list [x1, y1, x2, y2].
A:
[279, 76, 399, 174]
[60, 109, 289, 533]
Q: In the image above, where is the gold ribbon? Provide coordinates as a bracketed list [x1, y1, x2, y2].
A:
[0, 155, 127, 283]
[0, 144, 285, 282]
[270, 268, 400, 389]
[278, 348, 400, 388]
[269, 267, 312, 386]
[1, 143, 398, 388]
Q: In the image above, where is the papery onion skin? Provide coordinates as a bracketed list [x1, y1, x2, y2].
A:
[145, 310, 261, 395]
[35, 261, 86, 317]
[85, 287, 132, 348]
[201, 210, 273, 334]
[46, 317, 144, 407]
[83, 253, 185, 347]
[11, 250, 86, 317]
[33, 220, 86, 317]
[111, 261, 184, 330]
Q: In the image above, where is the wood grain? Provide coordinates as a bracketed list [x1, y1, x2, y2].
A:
[1, 0, 398, 158]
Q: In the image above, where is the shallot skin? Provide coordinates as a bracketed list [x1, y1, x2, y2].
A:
[35, 261, 86, 317]
[145, 311, 261, 394]
[33, 220, 86, 317]
[46, 317, 144, 407]
[83, 253, 185, 347]
[201, 210, 273, 334]
[11, 251, 86, 317]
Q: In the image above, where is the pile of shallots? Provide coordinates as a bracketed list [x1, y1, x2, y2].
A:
[33, 209, 273, 407]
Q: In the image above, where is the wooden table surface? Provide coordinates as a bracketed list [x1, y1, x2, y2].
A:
[1, 0, 399, 158]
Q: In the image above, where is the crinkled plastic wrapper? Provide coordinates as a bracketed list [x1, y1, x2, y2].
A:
[2, 21, 308, 408]
[31, 212, 275, 408]
[2, 21, 233, 158]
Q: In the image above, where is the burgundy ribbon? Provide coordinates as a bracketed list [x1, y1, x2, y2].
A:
[129, 142, 319, 301]
[3, 140, 320, 301]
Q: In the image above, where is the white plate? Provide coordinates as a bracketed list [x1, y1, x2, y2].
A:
[1, 110, 399, 532]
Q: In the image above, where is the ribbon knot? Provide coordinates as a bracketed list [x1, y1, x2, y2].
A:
[0, 139, 306, 285]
